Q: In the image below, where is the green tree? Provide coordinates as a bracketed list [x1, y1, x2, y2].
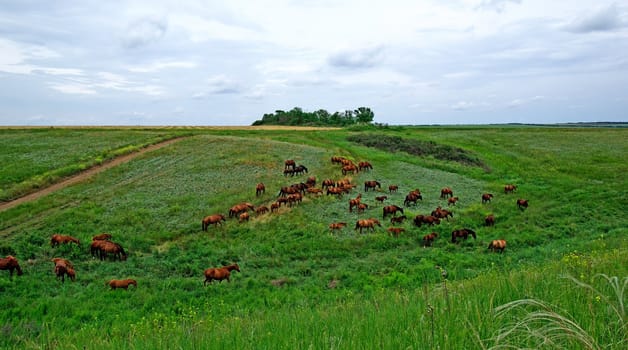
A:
[354, 107, 375, 124]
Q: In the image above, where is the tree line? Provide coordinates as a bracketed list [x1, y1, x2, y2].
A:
[251, 107, 374, 126]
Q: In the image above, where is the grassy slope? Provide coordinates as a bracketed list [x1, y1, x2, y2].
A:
[0, 127, 626, 349]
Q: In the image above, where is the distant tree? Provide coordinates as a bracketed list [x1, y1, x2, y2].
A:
[251, 106, 375, 126]
[354, 107, 375, 124]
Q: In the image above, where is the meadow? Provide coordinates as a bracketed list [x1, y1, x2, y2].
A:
[0, 126, 626, 349]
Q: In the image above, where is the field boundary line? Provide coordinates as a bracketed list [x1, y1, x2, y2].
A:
[0, 136, 186, 212]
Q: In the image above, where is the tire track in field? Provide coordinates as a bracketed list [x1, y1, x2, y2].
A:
[0, 137, 187, 213]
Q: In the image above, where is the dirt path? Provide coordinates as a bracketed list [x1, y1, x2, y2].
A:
[0, 137, 186, 213]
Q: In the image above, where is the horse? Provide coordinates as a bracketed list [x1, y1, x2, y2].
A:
[294, 165, 308, 175]
[202, 214, 226, 231]
[358, 161, 373, 171]
[108, 279, 138, 290]
[256, 183, 265, 196]
[440, 187, 453, 199]
[331, 156, 345, 164]
[431, 206, 453, 220]
[306, 176, 316, 188]
[451, 228, 476, 243]
[284, 159, 296, 169]
[414, 215, 441, 227]
[52, 258, 75, 283]
[50, 234, 80, 247]
[97, 241, 127, 261]
[388, 185, 398, 193]
[488, 239, 507, 253]
[322, 179, 335, 189]
[0, 256, 23, 277]
[92, 233, 112, 241]
[504, 184, 517, 194]
[447, 196, 459, 206]
[390, 215, 407, 225]
[383, 205, 404, 218]
[341, 164, 358, 175]
[327, 186, 344, 197]
[404, 192, 422, 206]
[485, 214, 495, 226]
[204, 263, 240, 285]
[349, 193, 362, 212]
[354, 218, 381, 234]
[481, 193, 493, 203]
[364, 180, 381, 192]
[387, 227, 405, 237]
[306, 188, 323, 195]
[375, 195, 388, 204]
[422, 232, 438, 247]
[229, 202, 255, 218]
[517, 199, 529, 210]
[329, 222, 347, 232]
[357, 203, 369, 213]
[239, 212, 250, 222]
[270, 202, 281, 213]
[256, 206, 269, 215]
[51, 257, 74, 269]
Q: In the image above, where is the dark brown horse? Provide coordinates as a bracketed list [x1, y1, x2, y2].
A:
[354, 218, 381, 234]
[108, 279, 138, 290]
[92, 233, 112, 241]
[447, 196, 459, 206]
[270, 202, 281, 213]
[422, 232, 438, 247]
[517, 199, 529, 210]
[256, 206, 269, 215]
[202, 214, 226, 231]
[504, 184, 517, 194]
[387, 227, 405, 237]
[364, 180, 381, 192]
[329, 222, 347, 232]
[95, 241, 127, 261]
[284, 159, 296, 169]
[414, 215, 441, 227]
[481, 193, 493, 203]
[390, 215, 407, 224]
[431, 206, 453, 220]
[404, 192, 422, 206]
[388, 185, 398, 193]
[358, 161, 373, 171]
[488, 239, 507, 253]
[204, 263, 240, 285]
[485, 214, 495, 226]
[50, 234, 80, 247]
[322, 179, 335, 189]
[383, 205, 404, 218]
[451, 228, 476, 243]
[440, 187, 453, 199]
[349, 193, 362, 212]
[375, 195, 388, 204]
[0, 256, 23, 276]
[341, 164, 358, 175]
[256, 183, 265, 196]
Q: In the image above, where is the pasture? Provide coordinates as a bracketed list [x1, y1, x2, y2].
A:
[0, 126, 626, 349]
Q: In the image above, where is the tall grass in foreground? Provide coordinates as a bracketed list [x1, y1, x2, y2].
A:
[18, 248, 625, 350]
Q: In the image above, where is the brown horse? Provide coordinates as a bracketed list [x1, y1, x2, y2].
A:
[306, 187, 323, 195]
[341, 164, 358, 175]
[364, 180, 381, 192]
[388, 185, 398, 193]
[96, 241, 127, 261]
[202, 214, 226, 231]
[451, 228, 476, 243]
[256, 183, 265, 196]
[481, 193, 494, 203]
[422, 232, 438, 247]
[383, 205, 404, 218]
[329, 222, 347, 232]
[354, 218, 381, 234]
[414, 215, 441, 227]
[390, 215, 407, 224]
[50, 234, 80, 247]
[322, 179, 335, 189]
[229, 202, 255, 218]
[284, 159, 296, 169]
[517, 199, 529, 210]
[485, 214, 495, 226]
[357, 203, 369, 213]
[375, 195, 388, 204]
[358, 161, 373, 171]
[0, 256, 23, 276]
[306, 176, 317, 188]
[239, 212, 250, 223]
[447, 196, 459, 206]
[51, 257, 74, 269]
[431, 206, 453, 220]
[331, 156, 346, 164]
[108, 279, 138, 290]
[504, 184, 517, 194]
[270, 202, 281, 213]
[204, 263, 240, 285]
[440, 187, 453, 199]
[256, 206, 269, 215]
[488, 239, 507, 253]
[349, 193, 362, 212]
[387, 227, 405, 237]
[404, 192, 422, 206]
[92, 233, 112, 241]
[52, 258, 75, 283]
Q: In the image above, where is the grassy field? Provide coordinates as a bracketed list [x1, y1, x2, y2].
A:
[0, 126, 626, 349]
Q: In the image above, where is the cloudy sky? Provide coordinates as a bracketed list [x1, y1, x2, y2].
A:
[1, 0, 627, 125]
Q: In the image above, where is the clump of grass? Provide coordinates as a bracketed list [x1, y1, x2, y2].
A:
[491, 274, 627, 349]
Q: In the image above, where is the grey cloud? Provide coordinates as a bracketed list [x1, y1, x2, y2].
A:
[566, 3, 626, 33]
[328, 46, 384, 69]
[123, 16, 168, 49]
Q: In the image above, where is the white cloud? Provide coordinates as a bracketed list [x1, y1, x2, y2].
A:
[123, 16, 168, 48]
[127, 60, 197, 73]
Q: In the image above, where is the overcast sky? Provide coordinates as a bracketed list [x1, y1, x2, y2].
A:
[1, 1, 627, 126]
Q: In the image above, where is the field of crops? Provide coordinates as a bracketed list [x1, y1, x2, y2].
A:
[0, 126, 626, 349]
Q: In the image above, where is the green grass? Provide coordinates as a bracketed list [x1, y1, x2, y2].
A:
[0, 126, 626, 349]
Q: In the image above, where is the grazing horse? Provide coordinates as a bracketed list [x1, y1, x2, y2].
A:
[204, 263, 240, 285]
[485, 214, 495, 226]
[440, 187, 453, 199]
[322, 179, 335, 189]
[270, 202, 281, 213]
[364, 180, 381, 192]
[388, 185, 398, 193]
[229, 202, 255, 218]
[306, 176, 317, 188]
[404, 192, 422, 206]
[482, 193, 493, 203]
[349, 193, 362, 212]
[306, 187, 323, 195]
[517, 199, 529, 210]
[294, 165, 308, 175]
[451, 228, 476, 243]
[383, 205, 404, 218]
[331, 156, 346, 164]
[50, 234, 80, 247]
[422, 232, 438, 247]
[329, 222, 347, 232]
[342, 164, 358, 175]
[256, 183, 265, 196]
[354, 218, 381, 234]
[92, 233, 112, 241]
[488, 239, 507, 253]
[447, 196, 459, 206]
[390, 215, 407, 225]
[414, 215, 441, 227]
[239, 212, 250, 222]
[504, 184, 517, 194]
[52, 258, 75, 283]
[327, 186, 344, 197]
[357, 203, 369, 213]
[375, 195, 388, 204]
[108, 279, 138, 290]
[431, 206, 453, 220]
[96, 241, 127, 261]
[358, 161, 373, 171]
[284, 159, 296, 169]
[0, 256, 23, 277]
[202, 214, 226, 231]
[387, 227, 405, 237]
[256, 206, 269, 215]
